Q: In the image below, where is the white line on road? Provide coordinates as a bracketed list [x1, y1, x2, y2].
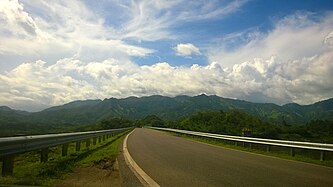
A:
[123, 129, 160, 187]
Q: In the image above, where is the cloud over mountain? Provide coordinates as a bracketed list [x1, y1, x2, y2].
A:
[0, 1, 332, 111]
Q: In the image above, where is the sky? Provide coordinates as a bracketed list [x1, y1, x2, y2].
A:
[0, 0, 333, 112]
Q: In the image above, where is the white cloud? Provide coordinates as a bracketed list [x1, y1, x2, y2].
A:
[0, 2, 332, 111]
[177, 0, 248, 21]
[1, 46, 332, 111]
[0, 0, 251, 111]
[116, 0, 247, 41]
[0, 0, 247, 71]
[209, 12, 333, 68]
[206, 12, 333, 104]
[0, 0, 153, 69]
[174, 43, 201, 57]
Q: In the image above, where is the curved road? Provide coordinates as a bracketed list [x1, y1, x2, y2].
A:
[127, 128, 333, 186]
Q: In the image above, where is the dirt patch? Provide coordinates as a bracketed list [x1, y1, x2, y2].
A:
[94, 158, 116, 170]
[55, 159, 121, 187]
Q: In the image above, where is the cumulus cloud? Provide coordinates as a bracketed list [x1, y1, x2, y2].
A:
[174, 43, 201, 57]
[206, 11, 333, 103]
[1, 47, 332, 111]
[0, 2, 332, 111]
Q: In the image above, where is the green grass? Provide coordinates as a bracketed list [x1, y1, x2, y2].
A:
[0, 130, 131, 186]
[167, 131, 333, 167]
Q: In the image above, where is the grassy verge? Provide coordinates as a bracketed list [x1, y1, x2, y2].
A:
[166, 131, 333, 167]
[0, 129, 131, 186]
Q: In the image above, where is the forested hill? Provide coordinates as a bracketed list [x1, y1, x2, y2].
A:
[1, 95, 332, 129]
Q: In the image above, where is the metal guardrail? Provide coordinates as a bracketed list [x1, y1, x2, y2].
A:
[149, 127, 333, 161]
[0, 127, 131, 176]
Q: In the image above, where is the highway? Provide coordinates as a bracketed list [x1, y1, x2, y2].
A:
[126, 128, 333, 186]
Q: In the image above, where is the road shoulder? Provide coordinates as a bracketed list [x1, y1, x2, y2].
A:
[117, 130, 143, 187]
[55, 160, 120, 187]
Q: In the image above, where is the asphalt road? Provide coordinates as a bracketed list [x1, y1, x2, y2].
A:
[127, 128, 333, 187]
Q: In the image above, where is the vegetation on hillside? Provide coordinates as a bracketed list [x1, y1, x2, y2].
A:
[1, 95, 332, 135]
[77, 117, 134, 131]
[165, 110, 333, 143]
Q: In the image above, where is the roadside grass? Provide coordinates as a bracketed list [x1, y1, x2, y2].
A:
[166, 131, 333, 168]
[0, 130, 131, 186]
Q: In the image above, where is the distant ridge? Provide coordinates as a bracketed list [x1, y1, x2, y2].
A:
[43, 99, 102, 112]
[0, 95, 332, 128]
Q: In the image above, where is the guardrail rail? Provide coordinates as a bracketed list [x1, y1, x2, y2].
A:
[0, 127, 131, 176]
[149, 127, 333, 161]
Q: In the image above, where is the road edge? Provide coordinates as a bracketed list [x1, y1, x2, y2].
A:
[123, 128, 160, 187]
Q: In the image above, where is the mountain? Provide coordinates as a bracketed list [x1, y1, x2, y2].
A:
[43, 99, 102, 112]
[282, 98, 333, 122]
[0, 95, 332, 136]
[32, 99, 103, 125]
[0, 106, 30, 124]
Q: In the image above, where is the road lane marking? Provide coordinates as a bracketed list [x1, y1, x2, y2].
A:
[123, 129, 160, 187]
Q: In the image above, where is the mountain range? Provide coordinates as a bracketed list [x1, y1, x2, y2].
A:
[1, 95, 332, 131]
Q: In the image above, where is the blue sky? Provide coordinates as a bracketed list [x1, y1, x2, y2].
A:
[0, 0, 333, 111]
[131, 0, 333, 66]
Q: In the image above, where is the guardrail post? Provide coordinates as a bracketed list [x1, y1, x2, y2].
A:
[266, 145, 270, 152]
[103, 135, 106, 141]
[41, 148, 49, 162]
[93, 137, 97, 145]
[249, 143, 252, 149]
[86, 139, 91, 147]
[320, 151, 325, 161]
[98, 136, 102, 143]
[76, 141, 81, 151]
[290, 148, 295, 157]
[2, 155, 14, 176]
[62, 143, 69, 156]
[235, 141, 238, 146]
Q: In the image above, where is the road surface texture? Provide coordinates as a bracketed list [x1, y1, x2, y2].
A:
[127, 128, 333, 187]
